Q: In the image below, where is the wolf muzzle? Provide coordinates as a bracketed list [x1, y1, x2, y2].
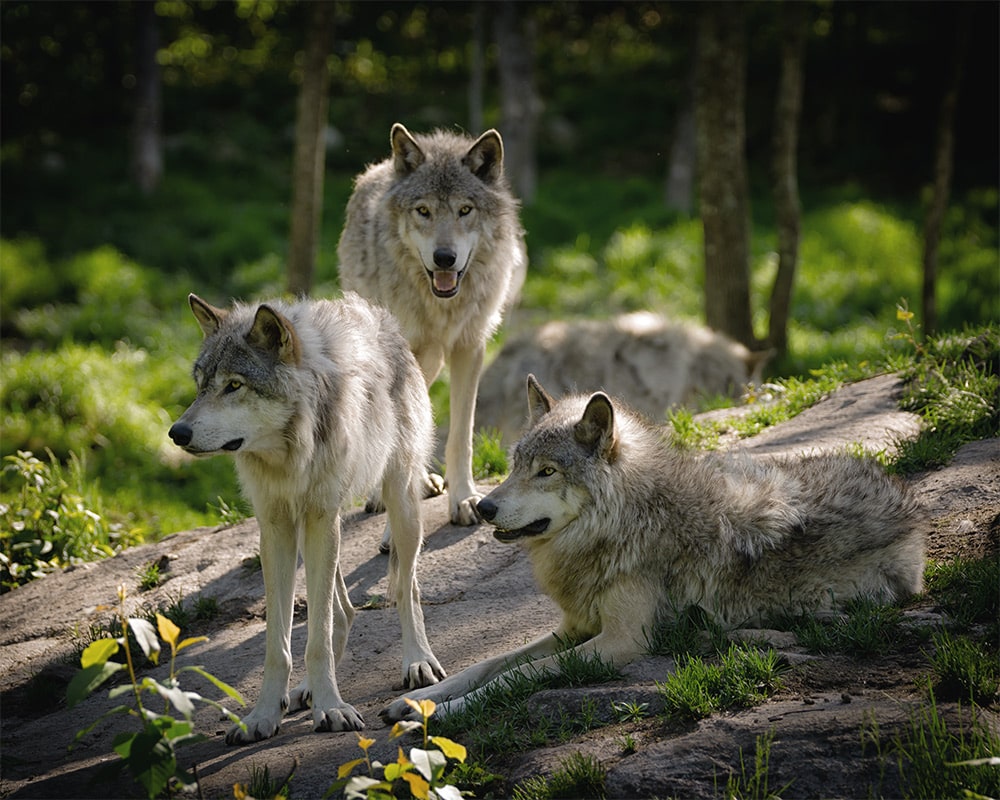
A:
[168, 421, 243, 453]
[476, 497, 550, 542]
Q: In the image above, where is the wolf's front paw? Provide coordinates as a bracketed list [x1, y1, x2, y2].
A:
[450, 493, 483, 526]
[226, 706, 284, 745]
[405, 657, 446, 689]
[314, 703, 364, 732]
[424, 471, 446, 498]
[288, 680, 310, 711]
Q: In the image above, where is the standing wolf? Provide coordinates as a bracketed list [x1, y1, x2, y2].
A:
[383, 375, 925, 720]
[168, 293, 445, 744]
[338, 123, 527, 534]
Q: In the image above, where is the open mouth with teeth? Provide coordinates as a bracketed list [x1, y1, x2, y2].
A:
[492, 518, 551, 542]
[426, 268, 465, 298]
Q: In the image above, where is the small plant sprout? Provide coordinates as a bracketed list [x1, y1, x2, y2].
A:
[67, 584, 245, 799]
[328, 698, 468, 800]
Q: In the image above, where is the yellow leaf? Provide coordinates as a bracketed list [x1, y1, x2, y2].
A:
[338, 757, 365, 779]
[404, 697, 437, 719]
[431, 735, 467, 763]
[390, 720, 423, 739]
[897, 308, 914, 321]
[232, 783, 247, 800]
[175, 636, 209, 654]
[356, 733, 376, 752]
[402, 771, 430, 800]
[156, 613, 180, 648]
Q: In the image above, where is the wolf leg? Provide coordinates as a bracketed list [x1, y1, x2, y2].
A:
[444, 340, 485, 525]
[299, 510, 364, 732]
[383, 467, 446, 688]
[226, 513, 297, 744]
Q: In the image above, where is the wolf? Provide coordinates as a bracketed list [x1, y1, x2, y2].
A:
[477, 311, 772, 447]
[168, 292, 445, 744]
[338, 123, 527, 538]
[383, 375, 925, 720]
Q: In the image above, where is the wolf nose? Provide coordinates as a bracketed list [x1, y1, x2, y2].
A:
[168, 422, 193, 447]
[433, 248, 456, 268]
[476, 497, 498, 522]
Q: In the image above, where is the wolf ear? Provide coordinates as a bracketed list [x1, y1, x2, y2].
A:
[575, 393, 618, 460]
[189, 294, 227, 338]
[463, 129, 503, 183]
[247, 305, 301, 365]
[391, 123, 425, 174]
[526, 374, 553, 425]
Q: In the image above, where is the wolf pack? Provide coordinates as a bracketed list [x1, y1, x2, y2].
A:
[169, 124, 926, 743]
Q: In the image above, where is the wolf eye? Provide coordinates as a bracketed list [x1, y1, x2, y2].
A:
[415, 205, 431, 218]
[458, 205, 473, 217]
[224, 380, 242, 394]
[537, 466, 556, 478]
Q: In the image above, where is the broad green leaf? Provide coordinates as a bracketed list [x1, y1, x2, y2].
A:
[338, 758, 365, 779]
[181, 665, 246, 705]
[128, 618, 161, 664]
[430, 736, 467, 763]
[80, 637, 119, 669]
[66, 661, 124, 708]
[156, 613, 180, 648]
[117, 728, 177, 800]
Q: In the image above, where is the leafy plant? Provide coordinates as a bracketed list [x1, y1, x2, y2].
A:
[924, 556, 1000, 632]
[67, 585, 245, 799]
[327, 698, 468, 800]
[137, 561, 162, 592]
[927, 629, 1000, 705]
[512, 751, 607, 800]
[472, 428, 508, 479]
[722, 729, 792, 800]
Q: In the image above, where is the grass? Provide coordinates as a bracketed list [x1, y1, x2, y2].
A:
[722, 729, 793, 800]
[777, 598, 906, 657]
[512, 751, 607, 800]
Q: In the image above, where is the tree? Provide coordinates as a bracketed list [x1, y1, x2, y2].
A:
[287, 1, 335, 297]
[495, 0, 539, 204]
[767, 4, 808, 358]
[695, 2, 756, 349]
[131, 1, 162, 195]
[922, 9, 969, 337]
[664, 50, 697, 216]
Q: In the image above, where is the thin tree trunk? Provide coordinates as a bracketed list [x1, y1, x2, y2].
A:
[664, 53, 697, 216]
[287, 1, 334, 297]
[132, 0, 162, 195]
[768, 5, 807, 358]
[496, 0, 539, 203]
[922, 11, 968, 337]
[695, 2, 756, 348]
[468, 2, 485, 135]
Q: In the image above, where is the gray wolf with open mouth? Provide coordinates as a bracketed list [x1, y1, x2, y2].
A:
[383, 375, 925, 720]
[168, 292, 445, 743]
[338, 123, 527, 540]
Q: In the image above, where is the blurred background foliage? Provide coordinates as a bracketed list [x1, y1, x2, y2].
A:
[1, 1, 997, 575]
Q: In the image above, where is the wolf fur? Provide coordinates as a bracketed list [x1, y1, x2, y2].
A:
[338, 123, 527, 533]
[168, 292, 445, 744]
[383, 375, 925, 721]
[477, 312, 771, 447]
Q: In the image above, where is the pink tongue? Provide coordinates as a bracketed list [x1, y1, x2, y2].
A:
[433, 271, 459, 292]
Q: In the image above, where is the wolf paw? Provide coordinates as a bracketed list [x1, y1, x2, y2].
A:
[450, 493, 483, 526]
[226, 710, 283, 745]
[314, 703, 364, 732]
[288, 681, 310, 711]
[424, 471, 446, 498]
[404, 658, 447, 689]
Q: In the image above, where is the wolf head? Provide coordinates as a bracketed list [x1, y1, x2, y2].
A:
[388, 123, 508, 300]
[477, 375, 619, 543]
[167, 294, 302, 457]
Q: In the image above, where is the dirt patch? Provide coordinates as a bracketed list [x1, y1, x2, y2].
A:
[1, 375, 997, 799]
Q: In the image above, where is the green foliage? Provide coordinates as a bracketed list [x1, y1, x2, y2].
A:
[656, 644, 784, 722]
[326, 698, 468, 800]
[68, 586, 245, 800]
[512, 751, 607, 800]
[236, 761, 294, 800]
[780, 598, 904, 657]
[866, 691, 1000, 800]
[472, 428, 508, 480]
[722, 729, 792, 800]
[0, 450, 142, 591]
[927, 629, 1000, 705]
[924, 557, 1000, 632]
[136, 561, 162, 592]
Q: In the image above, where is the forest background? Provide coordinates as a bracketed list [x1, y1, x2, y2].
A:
[1, 1, 998, 580]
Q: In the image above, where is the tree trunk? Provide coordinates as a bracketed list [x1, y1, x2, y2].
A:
[664, 53, 697, 216]
[287, 1, 334, 297]
[922, 11, 968, 337]
[468, 2, 485, 135]
[768, 4, 807, 358]
[495, 0, 539, 203]
[132, 0, 162, 196]
[695, 3, 756, 348]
